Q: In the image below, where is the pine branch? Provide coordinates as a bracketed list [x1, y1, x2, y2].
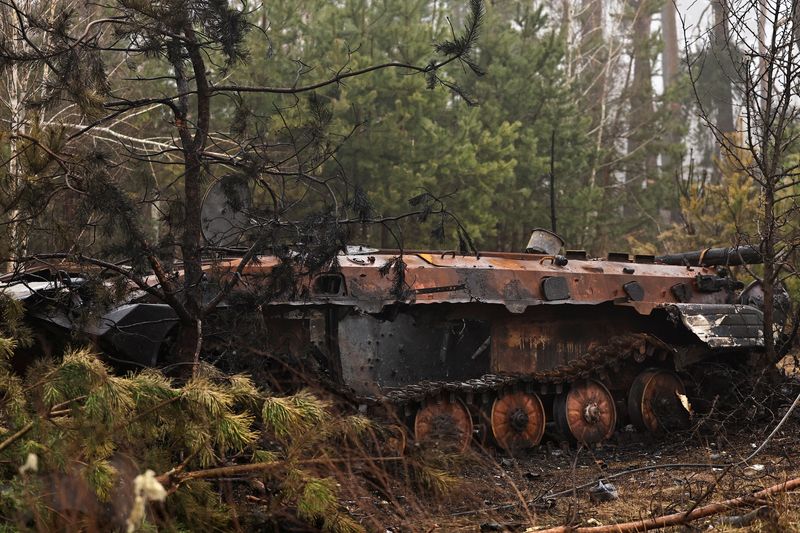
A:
[0, 421, 34, 453]
[158, 456, 404, 487]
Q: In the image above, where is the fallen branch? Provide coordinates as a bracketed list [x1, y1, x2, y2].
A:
[534, 475, 800, 533]
[157, 455, 404, 489]
[0, 421, 35, 453]
[0, 398, 90, 453]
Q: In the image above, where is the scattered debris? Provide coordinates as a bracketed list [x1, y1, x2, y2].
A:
[743, 464, 766, 477]
[481, 521, 518, 532]
[676, 392, 693, 415]
[588, 480, 618, 503]
[536, 497, 557, 510]
[535, 475, 800, 533]
[717, 506, 778, 529]
[18, 453, 38, 475]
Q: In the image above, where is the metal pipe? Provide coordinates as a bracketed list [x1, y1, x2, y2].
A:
[656, 245, 762, 266]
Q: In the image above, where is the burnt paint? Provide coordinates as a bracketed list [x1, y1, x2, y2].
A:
[337, 306, 491, 395]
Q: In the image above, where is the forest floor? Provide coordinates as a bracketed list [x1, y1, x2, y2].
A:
[338, 359, 800, 533]
[433, 424, 800, 532]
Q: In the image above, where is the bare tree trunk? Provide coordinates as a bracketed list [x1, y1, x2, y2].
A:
[661, 1, 679, 86]
[7, 62, 24, 267]
[713, 0, 735, 135]
[660, 1, 681, 180]
[762, 184, 776, 363]
[169, 26, 211, 369]
[626, 0, 656, 204]
[2, 12, 29, 269]
[579, 0, 605, 188]
[758, 0, 767, 95]
[574, 0, 610, 252]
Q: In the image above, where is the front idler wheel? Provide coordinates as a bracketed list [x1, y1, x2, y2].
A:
[628, 368, 690, 433]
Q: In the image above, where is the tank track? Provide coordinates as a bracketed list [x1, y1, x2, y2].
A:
[367, 333, 674, 408]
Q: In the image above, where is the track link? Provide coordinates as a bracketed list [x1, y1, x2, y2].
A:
[375, 333, 672, 407]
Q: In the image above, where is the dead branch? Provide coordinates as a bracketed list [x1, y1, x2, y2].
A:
[534, 475, 800, 533]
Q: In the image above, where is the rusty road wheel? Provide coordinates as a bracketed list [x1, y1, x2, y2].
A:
[385, 424, 408, 456]
[554, 380, 616, 445]
[628, 368, 689, 433]
[490, 392, 545, 453]
[414, 398, 473, 452]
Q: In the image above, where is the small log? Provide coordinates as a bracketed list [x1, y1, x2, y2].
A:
[534, 475, 800, 533]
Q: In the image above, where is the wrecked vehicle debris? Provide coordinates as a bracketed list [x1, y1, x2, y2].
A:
[1, 229, 790, 451]
[588, 480, 618, 503]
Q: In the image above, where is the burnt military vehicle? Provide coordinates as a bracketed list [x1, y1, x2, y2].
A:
[1, 229, 787, 452]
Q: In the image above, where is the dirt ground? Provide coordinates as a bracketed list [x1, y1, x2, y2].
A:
[435, 426, 800, 532]
[344, 364, 800, 533]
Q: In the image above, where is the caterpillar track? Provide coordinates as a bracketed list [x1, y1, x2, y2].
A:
[358, 334, 689, 452]
[380, 334, 670, 405]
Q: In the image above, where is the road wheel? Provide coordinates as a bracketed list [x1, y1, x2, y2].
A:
[490, 392, 545, 453]
[554, 379, 616, 444]
[414, 397, 473, 452]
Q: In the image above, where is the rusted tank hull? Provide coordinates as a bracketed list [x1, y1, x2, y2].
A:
[1, 244, 782, 449]
[277, 300, 757, 397]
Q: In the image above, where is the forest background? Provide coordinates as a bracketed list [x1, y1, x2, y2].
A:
[0, 0, 769, 260]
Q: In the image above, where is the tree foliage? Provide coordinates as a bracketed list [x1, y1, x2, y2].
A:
[0, 341, 378, 530]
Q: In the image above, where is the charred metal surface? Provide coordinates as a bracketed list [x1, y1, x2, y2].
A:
[414, 284, 467, 295]
[623, 281, 644, 301]
[337, 309, 490, 395]
[657, 246, 762, 266]
[739, 280, 791, 327]
[541, 277, 570, 301]
[31, 302, 179, 367]
[0, 268, 179, 366]
[259, 315, 313, 358]
[380, 333, 671, 404]
[489, 307, 639, 374]
[695, 272, 744, 293]
[671, 283, 692, 303]
[566, 250, 587, 260]
[220, 249, 733, 315]
[665, 303, 764, 348]
[84, 304, 178, 366]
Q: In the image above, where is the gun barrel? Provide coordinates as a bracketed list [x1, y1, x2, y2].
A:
[656, 246, 762, 266]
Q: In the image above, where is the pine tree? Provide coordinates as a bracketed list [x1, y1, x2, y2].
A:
[0, 300, 394, 530]
[0, 0, 487, 366]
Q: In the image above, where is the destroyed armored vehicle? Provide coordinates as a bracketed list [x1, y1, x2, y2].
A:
[1, 230, 789, 451]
